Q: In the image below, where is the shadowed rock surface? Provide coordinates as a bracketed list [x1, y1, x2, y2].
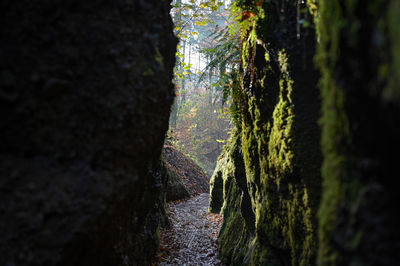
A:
[0, 1, 176, 265]
[316, 1, 400, 264]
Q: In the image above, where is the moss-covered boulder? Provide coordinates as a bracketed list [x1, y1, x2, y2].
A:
[0, 1, 176, 265]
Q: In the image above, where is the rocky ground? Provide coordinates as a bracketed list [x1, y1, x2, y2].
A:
[155, 193, 223, 265]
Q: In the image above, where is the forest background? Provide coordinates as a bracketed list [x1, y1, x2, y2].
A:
[168, 0, 238, 176]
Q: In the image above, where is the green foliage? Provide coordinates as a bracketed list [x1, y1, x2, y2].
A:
[200, 31, 240, 98]
[197, 1, 246, 107]
[170, 0, 234, 176]
[171, 0, 228, 83]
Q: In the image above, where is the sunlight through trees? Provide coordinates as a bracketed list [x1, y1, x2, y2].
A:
[169, 0, 235, 175]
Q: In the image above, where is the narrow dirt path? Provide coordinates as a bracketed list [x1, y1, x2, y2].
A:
[156, 193, 223, 265]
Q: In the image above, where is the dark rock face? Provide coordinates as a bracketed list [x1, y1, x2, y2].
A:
[0, 1, 176, 265]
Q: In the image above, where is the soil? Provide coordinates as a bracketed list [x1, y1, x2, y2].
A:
[155, 193, 223, 265]
[163, 142, 209, 196]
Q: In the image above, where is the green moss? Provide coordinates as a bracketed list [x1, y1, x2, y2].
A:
[314, 0, 399, 264]
[209, 131, 255, 264]
[384, 1, 400, 100]
[315, 2, 351, 262]
[267, 50, 294, 181]
[228, 71, 245, 126]
[236, 45, 318, 266]
[242, 116, 259, 181]
[242, 41, 249, 70]
[218, 175, 251, 265]
[249, 49, 317, 266]
[214, 1, 321, 265]
[264, 51, 270, 62]
[307, 0, 318, 16]
[215, 0, 399, 265]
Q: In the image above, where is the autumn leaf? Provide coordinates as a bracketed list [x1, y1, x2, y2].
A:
[241, 11, 256, 21]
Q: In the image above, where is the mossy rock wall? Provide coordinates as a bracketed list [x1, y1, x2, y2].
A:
[0, 1, 176, 265]
[211, 0, 400, 265]
[209, 131, 255, 265]
[316, 1, 400, 265]
[210, 1, 322, 265]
